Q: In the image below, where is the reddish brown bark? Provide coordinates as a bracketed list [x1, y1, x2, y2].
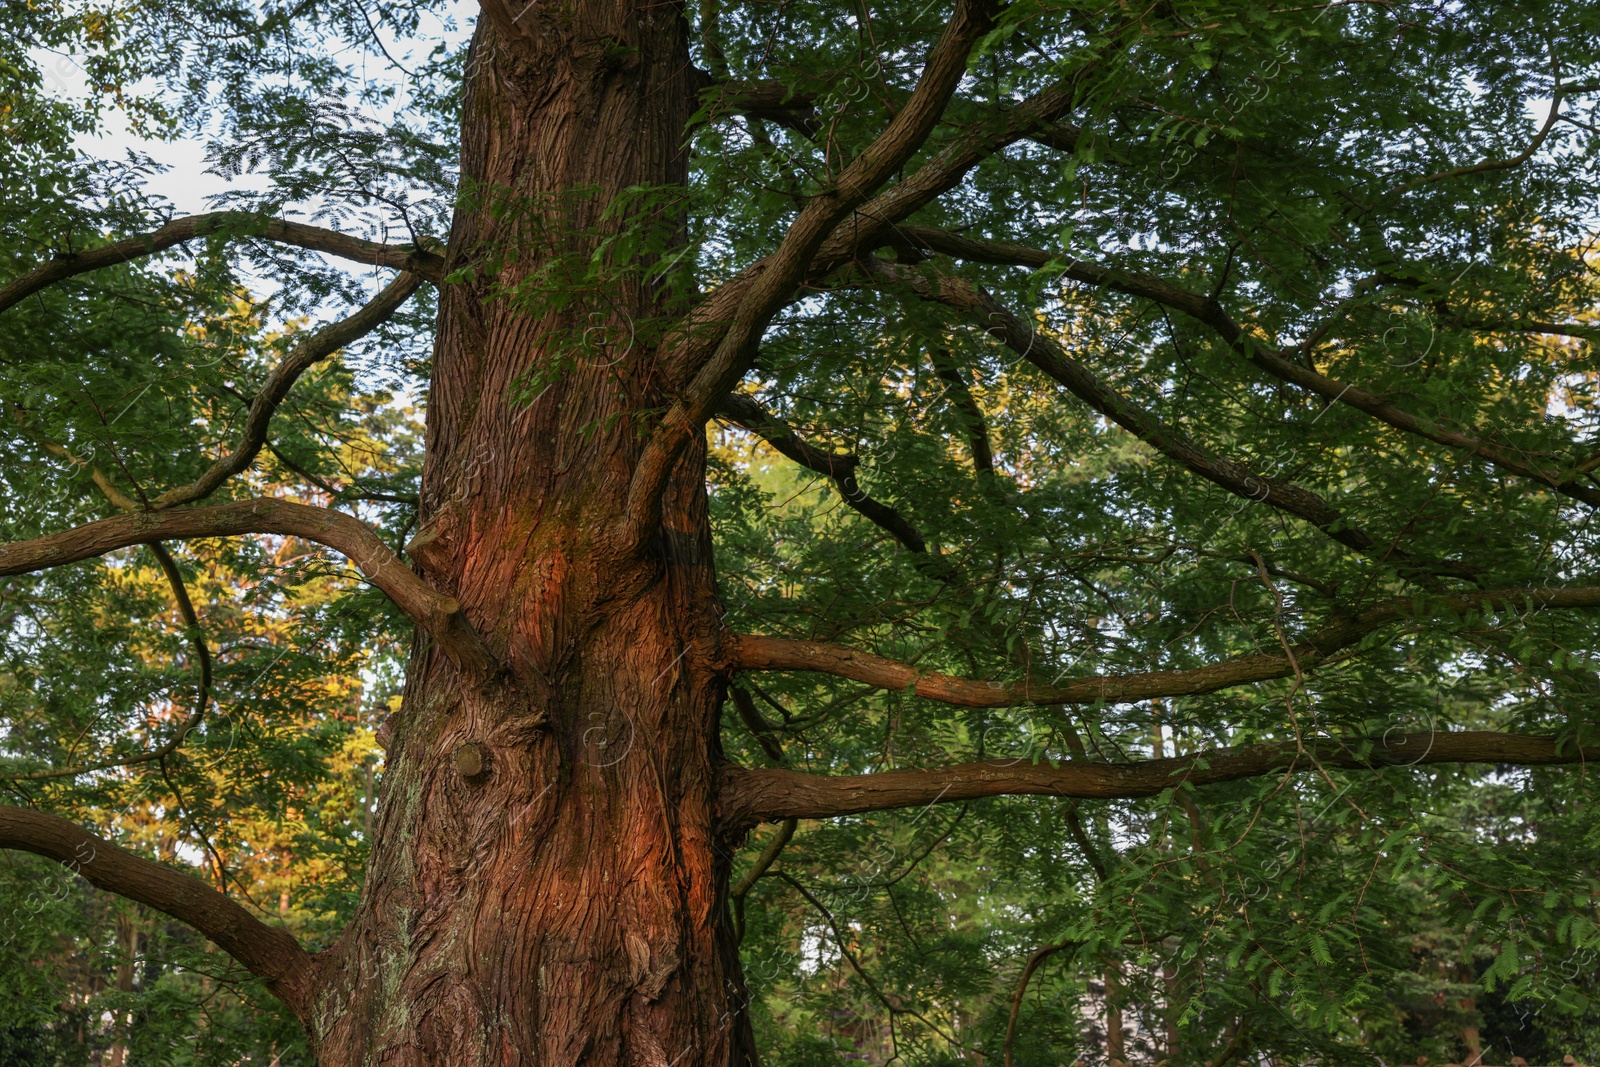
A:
[307, 7, 751, 1065]
[7, 0, 1600, 1062]
[728, 579, 1600, 708]
[718, 732, 1597, 828]
[0, 497, 492, 676]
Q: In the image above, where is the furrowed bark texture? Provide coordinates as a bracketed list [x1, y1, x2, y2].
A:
[311, 9, 749, 1066]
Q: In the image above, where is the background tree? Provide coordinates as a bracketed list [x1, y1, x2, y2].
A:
[4, 0, 1600, 1065]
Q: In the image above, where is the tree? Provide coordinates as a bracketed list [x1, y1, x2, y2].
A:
[4, 0, 1600, 1064]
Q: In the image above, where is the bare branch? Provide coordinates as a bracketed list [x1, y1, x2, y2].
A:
[0, 805, 318, 1020]
[893, 226, 1600, 508]
[1388, 77, 1581, 195]
[151, 272, 423, 509]
[2, 543, 212, 781]
[866, 259, 1469, 573]
[624, 0, 1000, 542]
[0, 212, 445, 314]
[774, 869, 967, 1047]
[1005, 939, 1078, 1067]
[729, 816, 797, 943]
[0, 498, 495, 677]
[1453, 317, 1600, 343]
[730, 584, 1600, 707]
[716, 393, 954, 578]
[719, 730, 1595, 827]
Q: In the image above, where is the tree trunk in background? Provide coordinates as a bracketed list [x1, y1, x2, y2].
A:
[1458, 964, 1483, 1065]
[308, 6, 757, 1064]
[1107, 965, 1126, 1067]
[1162, 961, 1180, 1059]
[105, 909, 140, 1067]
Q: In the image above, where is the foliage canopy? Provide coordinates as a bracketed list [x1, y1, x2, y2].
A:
[3, 0, 1600, 1063]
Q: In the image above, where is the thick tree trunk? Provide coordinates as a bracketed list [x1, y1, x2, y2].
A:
[310, 6, 753, 1064]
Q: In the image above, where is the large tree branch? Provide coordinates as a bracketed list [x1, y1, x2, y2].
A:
[716, 393, 859, 481]
[649, 23, 1124, 440]
[866, 258, 1471, 574]
[719, 730, 1595, 827]
[0, 805, 318, 1020]
[692, 76, 1091, 153]
[693, 72, 822, 138]
[150, 272, 422, 509]
[0, 498, 494, 677]
[631, 68, 1097, 535]
[656, 76, 1088, 381]
[1023, 121, 1085, 154]
[0, 213, 445, 314]
[893, 226, 1600, 508]
[730, 584, 1600, 707]
[624, 0, 999, 542]
[809, 74, 1105, 266]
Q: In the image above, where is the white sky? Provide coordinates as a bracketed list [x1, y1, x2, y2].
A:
[35, 1, 478, 217]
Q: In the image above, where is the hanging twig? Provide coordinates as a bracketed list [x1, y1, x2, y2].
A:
[1, 542, 211, 781]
